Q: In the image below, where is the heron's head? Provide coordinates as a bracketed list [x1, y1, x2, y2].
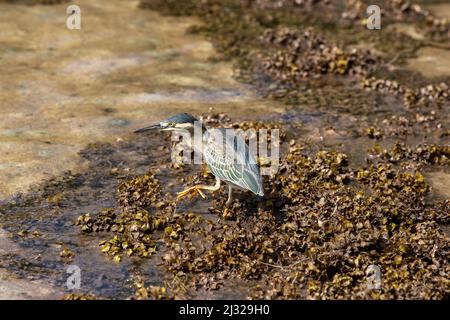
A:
[134, 113, 199, 133]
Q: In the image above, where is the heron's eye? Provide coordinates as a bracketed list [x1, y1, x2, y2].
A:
[162, 122, 174, 127]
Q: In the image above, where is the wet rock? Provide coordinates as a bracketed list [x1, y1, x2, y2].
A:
[406, 47, 450, 78]
[0, 269, 61, 300]
[427, 171, 450, 199]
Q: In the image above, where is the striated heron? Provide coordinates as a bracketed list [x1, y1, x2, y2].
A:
[135, 113, 264, 205]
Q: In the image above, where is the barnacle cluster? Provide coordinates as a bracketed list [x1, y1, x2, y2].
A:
[262, 27, 377, 81]
[59, 245, 75, 260]
[76, 173, 172, 261]
[364, 110, 449, 144]
[77, 209, 158, 262]
[61, 293, 97, 300]
[362, 77, 405, 95]
[248, 0, 331, 10]
[74, 131, 449, 299]
[140, 0, 447, 122]
[343, 0, 449, 37]
[403, 83, 450, 109]
[75, 169, 225, 264]
[363, 78, 450, 109]
[117, 173, 162, 208]
[368, 143, 450, 166]
[201, 110, 286, 142]
[134, 276, 174, 300]
[76, 208, 117, 233]
[364, 126, 385, 140]
[157, 142, 449, 299]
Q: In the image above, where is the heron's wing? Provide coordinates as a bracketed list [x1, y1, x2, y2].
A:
[204, 131, 264, 196]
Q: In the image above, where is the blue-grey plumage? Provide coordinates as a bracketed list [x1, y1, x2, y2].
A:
[203, 128, 264, 197]
[134, 113, 264, 204]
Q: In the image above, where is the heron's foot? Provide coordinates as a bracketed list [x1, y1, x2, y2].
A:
[176, 185, 206, 202]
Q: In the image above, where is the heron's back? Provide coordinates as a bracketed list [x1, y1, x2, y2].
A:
[203, 128, 264, 196]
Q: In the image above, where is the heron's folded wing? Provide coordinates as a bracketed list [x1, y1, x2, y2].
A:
[204, 135, 263, 196]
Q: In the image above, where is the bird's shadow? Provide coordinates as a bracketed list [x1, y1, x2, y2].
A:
[202, 186, 290, 224]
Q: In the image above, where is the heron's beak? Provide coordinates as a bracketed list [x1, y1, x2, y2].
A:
[134, 123, 161, 133]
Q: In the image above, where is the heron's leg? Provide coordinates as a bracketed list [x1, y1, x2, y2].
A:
[176, 177, 221, 202]
[225, 185, 233, 205]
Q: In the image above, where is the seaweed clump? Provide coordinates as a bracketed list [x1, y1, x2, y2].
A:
[76, 173, 169, 261]
[363, 78, 450, 109]
[342, 0, 449, 38]
[76, 172, 209, 263]
[117, 173, 162, 209]
[262, 27, 377, 81]
[368, 143, 450, 166]
[75, 115, 449, 299]
[159, 143, 449, 299]
[60, 293, 97, 300]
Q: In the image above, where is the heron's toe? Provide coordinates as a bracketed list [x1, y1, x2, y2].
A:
[176, 186, 206, 202]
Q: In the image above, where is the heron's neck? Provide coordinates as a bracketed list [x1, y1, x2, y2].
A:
[173, 124, 208, 155]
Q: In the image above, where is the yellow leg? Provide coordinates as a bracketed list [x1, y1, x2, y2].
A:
[176, 177, 221, 202]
